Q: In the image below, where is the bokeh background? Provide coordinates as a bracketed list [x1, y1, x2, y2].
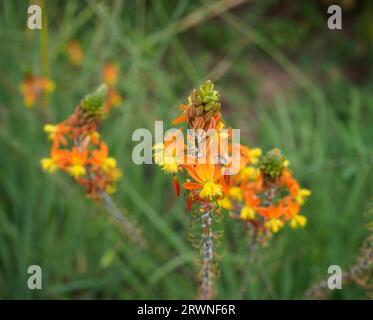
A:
[1, 0, 373, 299]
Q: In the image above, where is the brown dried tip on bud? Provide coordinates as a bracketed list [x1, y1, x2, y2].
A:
[186, 80, 222, 131]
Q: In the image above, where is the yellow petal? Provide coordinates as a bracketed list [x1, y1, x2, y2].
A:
[102, 157, 117, 172]
[240, 206, 255, 220]
[40, 158, 58, 174]
[229, 187, 243, 201]
[266, 219, 284, 233]
[218, 196, 232, 210]
[68, 165, 86, 178]
[290, 215, 307, 229]
[249, 148, 262, 158]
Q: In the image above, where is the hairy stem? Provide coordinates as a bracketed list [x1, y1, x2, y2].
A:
[197, 210, 215, 300]
[100, 191, 146, 248]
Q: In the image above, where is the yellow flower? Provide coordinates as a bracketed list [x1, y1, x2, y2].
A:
[283, 159, 290, 168]
[240, 206, 255, 220]
[68, 165, 86, 178]
[200, 180, 223, 200]
[161, 156, 179, 174]
[229, 187, 243, 201]
[218, 196, 232, 210]
[266, 218, 284, 233]
[153, 142, 183, 174]
[102, 157, 117, 173]
[249, 148, 262, 164]
[239, 166, 259, 181]
[290, 215, 307, 228]
[41, 158, 58, 174]
[153, 143, 165, 165]
[296, 188, 311, 205]
[43, 124, 58, 140]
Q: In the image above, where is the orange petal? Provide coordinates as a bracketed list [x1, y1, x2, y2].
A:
[172, 113, 186, 125]
[185, 166, 203, 184]
[183, 182, 202, 190]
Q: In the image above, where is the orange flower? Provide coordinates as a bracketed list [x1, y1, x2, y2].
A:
[282, 170, 299, 196]
[67, 41, 84, 66]
[282, 196, 308, 228]
[68, 147, 88, 178]
[240, 145, 262, 166]
[90, 142, 117, 173]
[41, 147, 71, 173]
[44, 123, 70, 147]
[19, 75, 55, 107]
[256, 203, 287, 233]
[183, 164, 223, 200]
[283, 196, 300, 218]
[52, 148, 72, 169]
[244, 190, 261, 208]
[256, 203, 285, 220]
[90, 142, 109, 166]
[104, 87, 122, 112]
[102, 63, 119, 86]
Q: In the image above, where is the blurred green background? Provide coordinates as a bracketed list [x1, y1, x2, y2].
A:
[1, 0, 373, 299]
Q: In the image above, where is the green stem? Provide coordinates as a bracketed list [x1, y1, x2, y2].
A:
[100, 191, 146, 248]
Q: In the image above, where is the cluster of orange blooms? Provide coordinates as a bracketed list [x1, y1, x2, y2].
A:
[155, 80, 310, 236]
[19, 74, 55, 107]
[220, 147, 311, 234]
[40, 84, 122, 199]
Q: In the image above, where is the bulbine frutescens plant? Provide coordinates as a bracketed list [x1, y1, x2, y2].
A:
[40, 84, 144, 246]
[155, 80, 311, 299]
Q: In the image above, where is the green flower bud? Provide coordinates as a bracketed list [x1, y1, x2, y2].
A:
[259, 148, 285, 178]
[204, 101, 216, 112]
[81, 83, 108, 116]
[199, 80, 214, 96]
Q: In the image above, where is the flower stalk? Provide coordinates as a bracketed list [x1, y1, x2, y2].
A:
[197, 209, 215, 300]
[100, 191, 146, 248]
